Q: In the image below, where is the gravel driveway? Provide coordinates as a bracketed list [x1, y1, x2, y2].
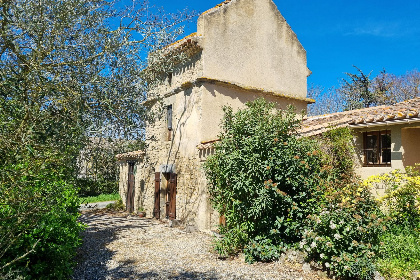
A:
[72, 210, 329, 280]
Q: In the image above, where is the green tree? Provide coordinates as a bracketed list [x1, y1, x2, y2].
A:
[340, 66, 374, 110]
[308, 67, 420, 116]
[0, 0, 194, 278]
[307, 84, 342, 116]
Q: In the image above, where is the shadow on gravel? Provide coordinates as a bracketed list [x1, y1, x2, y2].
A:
[105, 263, 238, 280]
[72, 211, 152, 280]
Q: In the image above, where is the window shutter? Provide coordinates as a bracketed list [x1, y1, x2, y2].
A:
[153, 172, 161, 219]
[168, 173, 177, 220]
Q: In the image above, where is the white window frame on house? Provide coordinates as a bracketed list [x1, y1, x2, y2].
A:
[363, 130, 391, 167]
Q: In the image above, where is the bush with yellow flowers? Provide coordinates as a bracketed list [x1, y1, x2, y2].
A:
[365, 165, 420, 279]
[364, 165, 420, 226]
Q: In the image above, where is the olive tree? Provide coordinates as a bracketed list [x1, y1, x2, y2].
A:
[0, 0, 194, 278]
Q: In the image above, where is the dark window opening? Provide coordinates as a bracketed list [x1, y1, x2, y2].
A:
[167, 105, 172, 141]
[168, 72, 173, 86]
[363, 130, 391, 167]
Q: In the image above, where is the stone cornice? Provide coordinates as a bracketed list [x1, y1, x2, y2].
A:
[143, 77, 315, 106]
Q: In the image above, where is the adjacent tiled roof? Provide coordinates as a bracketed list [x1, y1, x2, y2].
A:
[116, 150, 145, 161]
[301, 98, 420, 137]
[197, 139, 220, 150]
[162, 33, 202, 55]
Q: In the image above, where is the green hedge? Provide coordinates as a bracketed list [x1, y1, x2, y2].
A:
[76, 178, 119, 197]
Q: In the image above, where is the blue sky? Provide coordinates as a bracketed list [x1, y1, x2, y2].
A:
[160, 0, 420, 90]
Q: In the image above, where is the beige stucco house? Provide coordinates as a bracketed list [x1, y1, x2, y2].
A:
[301, 98, 420, 183]
[117, 0, 314, 230]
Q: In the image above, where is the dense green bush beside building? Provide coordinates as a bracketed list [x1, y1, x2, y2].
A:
[205, 99, 326, 258]
[205, 99, 387, 279]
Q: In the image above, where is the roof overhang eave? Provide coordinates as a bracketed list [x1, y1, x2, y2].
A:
[349, 117, 420, 129]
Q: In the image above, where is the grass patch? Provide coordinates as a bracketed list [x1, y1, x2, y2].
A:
[79, 193, 120, 204]
[377, 226, 420, 279]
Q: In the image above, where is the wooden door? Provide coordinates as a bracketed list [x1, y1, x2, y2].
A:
[127, 162, 135, 213]
[167, 173, 177, 220]
[153, 172, 161, 219]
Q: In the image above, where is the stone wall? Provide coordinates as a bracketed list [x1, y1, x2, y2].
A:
[200, 82, 308, 142]
[197, 0, 311, 99]
[148, 52, 203, 101]
[136, 77, 219, 229]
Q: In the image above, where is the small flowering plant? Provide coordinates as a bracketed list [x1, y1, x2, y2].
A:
[301, 182, 386, 279]
[364, 165, 420, 226]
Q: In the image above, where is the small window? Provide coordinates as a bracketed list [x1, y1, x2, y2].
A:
[168, 72, 173, 86]
[363, 130, 391, 167]
[167, 105, 172, 141]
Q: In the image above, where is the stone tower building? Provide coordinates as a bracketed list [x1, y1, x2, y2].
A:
[117, 0, 314, 231]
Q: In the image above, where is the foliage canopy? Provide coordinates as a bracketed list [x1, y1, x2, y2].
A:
[0, 0, 194, 278]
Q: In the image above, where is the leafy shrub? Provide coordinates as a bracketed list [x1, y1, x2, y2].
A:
[204, 98, 384, 279]
[213, 224, 249, 258]
[0, 166, 84, 279]
[319, 127, 356, 178]
[244, 236, 282, 263]
[106, 198, 125, 211]
[205, 98, 327, 262]
[302, 181, 385, 279]
[77, 178, 119, 197]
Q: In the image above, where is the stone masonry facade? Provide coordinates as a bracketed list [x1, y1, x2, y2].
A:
[117, 0, 314, 231]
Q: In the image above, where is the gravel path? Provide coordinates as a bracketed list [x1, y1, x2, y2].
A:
[79, 201, 116, 212]
[72, 210, 329, 280]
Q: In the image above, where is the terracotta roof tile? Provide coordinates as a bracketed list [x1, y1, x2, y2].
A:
[116, 150, 145, 161]
[197, 139, 220, 150]
[201, 0, 233, 16]
[301, 97, 420, 136]
[163, 33, 200, 51]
